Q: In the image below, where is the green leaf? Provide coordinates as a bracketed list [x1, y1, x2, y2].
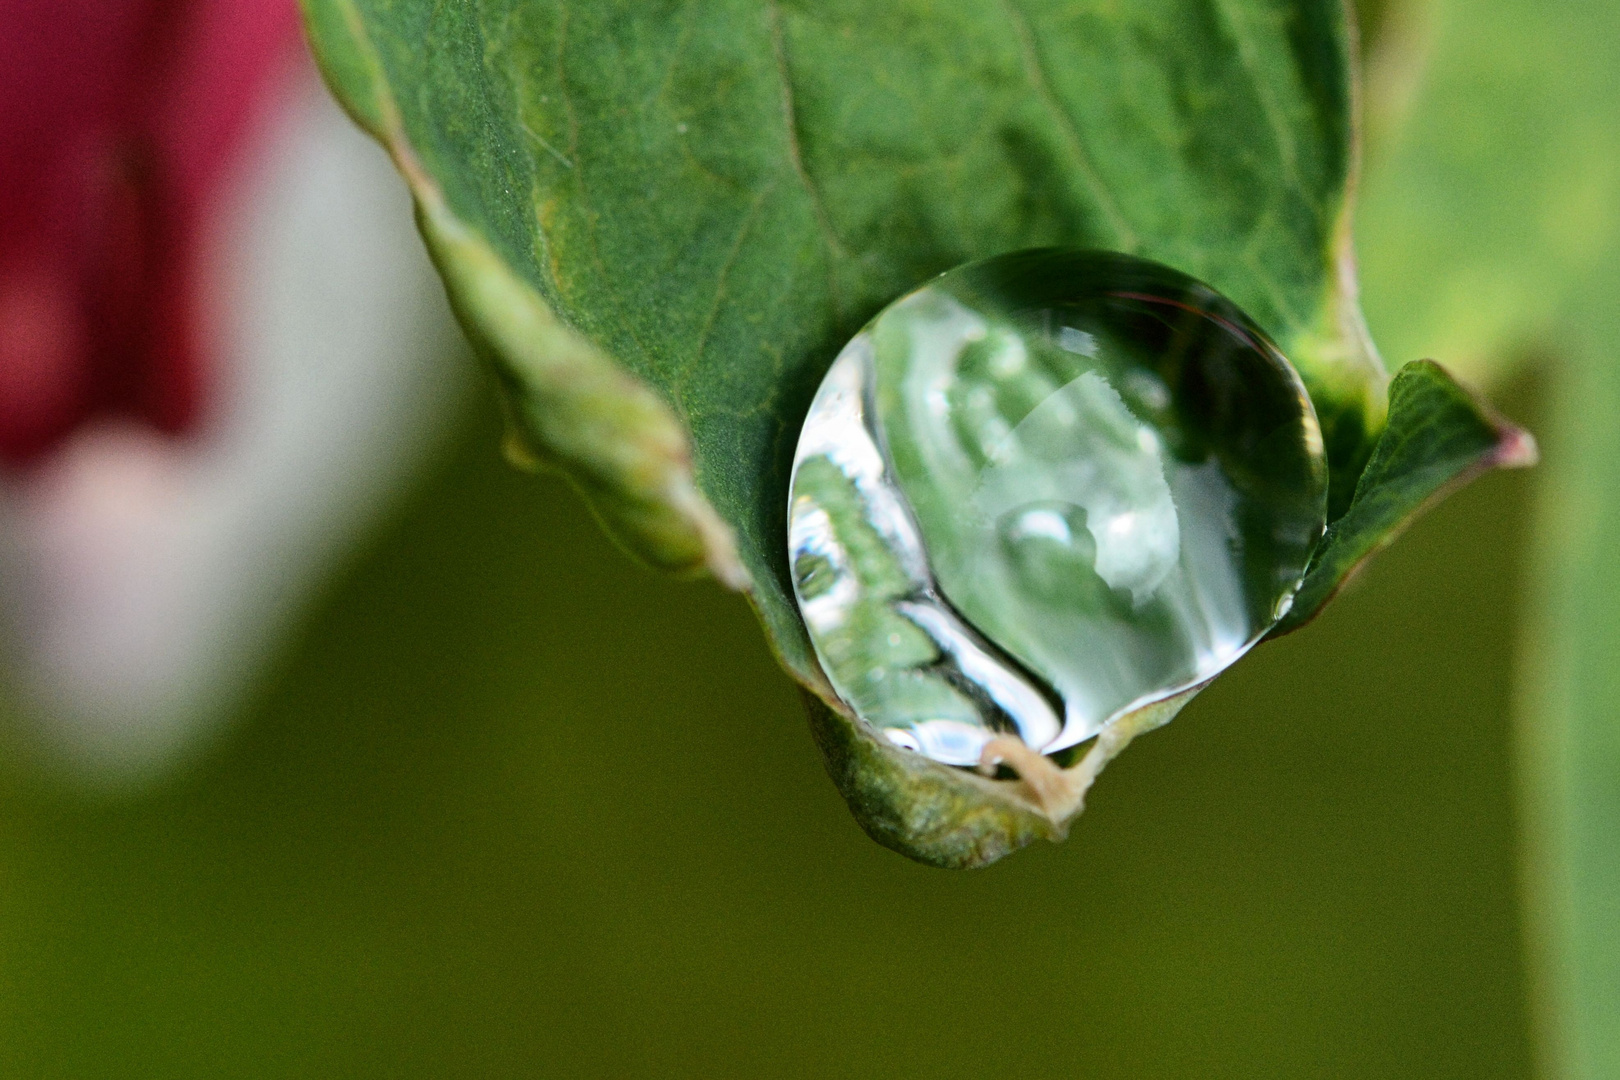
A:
[1271, 359, 1535, 636]
[1355, 0, 1620, 386]
[296, 0, 1519, 865]
[1522, 268, 1620, 1080]
[1353, 2, 1620, 1072]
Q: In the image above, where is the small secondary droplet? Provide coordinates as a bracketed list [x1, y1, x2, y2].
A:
[788, 249, 1327, 767]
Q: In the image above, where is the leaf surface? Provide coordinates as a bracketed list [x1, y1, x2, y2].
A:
[301, 0, 1376, 665]
[296, 0, 1519, 864]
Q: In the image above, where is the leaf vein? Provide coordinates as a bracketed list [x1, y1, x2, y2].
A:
[1001, 0, 1138, 250]
[682, 179, 783, 398]
[554, 0, 661, 372]
[1207, 0, 1305, 198]
[766, 0, 848, 316]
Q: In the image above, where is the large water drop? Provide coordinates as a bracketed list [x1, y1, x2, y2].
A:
[788, 250, 1327, 767]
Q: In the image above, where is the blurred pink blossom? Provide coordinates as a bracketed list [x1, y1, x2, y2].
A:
[0, 0, 302, 461]
[0, 0, 465, 778]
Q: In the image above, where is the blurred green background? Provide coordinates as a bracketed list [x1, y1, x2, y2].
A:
[4, 0, 1607, 1071]
[0, 374, 1539, 1077]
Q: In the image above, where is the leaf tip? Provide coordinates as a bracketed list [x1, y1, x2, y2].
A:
[1492, 424, 1539, 470]
[1269, 357, 1536, 637]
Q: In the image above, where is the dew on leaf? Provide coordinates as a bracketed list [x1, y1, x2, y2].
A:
[788, 249, 1328, 768]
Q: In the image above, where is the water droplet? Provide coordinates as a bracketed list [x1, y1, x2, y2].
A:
[788, 250, 1327, 767]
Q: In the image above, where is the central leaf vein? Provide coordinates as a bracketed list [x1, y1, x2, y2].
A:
[765, 0, 848, 319]
[684, 178, 783, 397]
[1002, 0, 1138, 251]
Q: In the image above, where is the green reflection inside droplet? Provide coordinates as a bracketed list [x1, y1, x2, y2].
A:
[789, 249, 1327, 767]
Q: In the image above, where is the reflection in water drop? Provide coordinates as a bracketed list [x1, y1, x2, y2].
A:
[789, 250, 1327, 767]
[972, 369, 1180, 604]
